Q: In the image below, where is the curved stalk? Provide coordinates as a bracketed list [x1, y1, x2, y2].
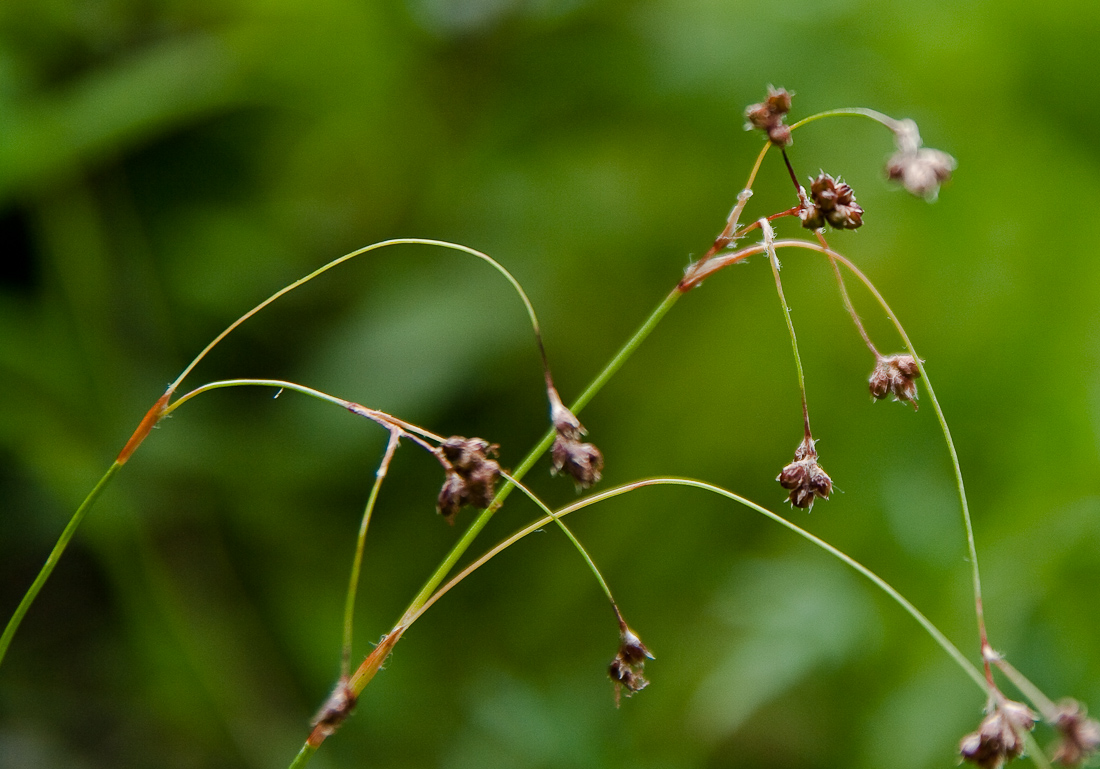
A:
[411, 478, 986, 691]
[762, 221, 812, 439]
[769, 239, 991, 675]
[166, 378, 444, 444]
[502, 472, 617, 608]
[790, 107, 902, 133]
[169, 239, 550, 395]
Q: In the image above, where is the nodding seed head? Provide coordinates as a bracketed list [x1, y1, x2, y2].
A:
[1051, 699, 1100, 768]
[548, 388, 604, 490]
[777, 436, 833, 511]
[609, 626, 654, 707]
[959, 700, 1037, 769]
[869, 354, 922, 409]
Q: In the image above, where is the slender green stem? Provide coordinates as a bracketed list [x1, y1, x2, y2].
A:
[813, 229, 881, 357]
[993, 657, 1059, 720]
[0, 461, 124, 668]
[771, 239, 991, 671]
[167, 378, 353, 416]
[761, 222, 812, 439]
[572, 287, 682, 414]
[410, 477, 987, 691]
[502, 472, 616, 607]
[1025, 733, 1055, 769]
[165, 378, 444, 444]
[288, 743, 317, 769]
[396, 287, 683, 626]
[789, 107, 901, 133]
[342, 430, 401, 677]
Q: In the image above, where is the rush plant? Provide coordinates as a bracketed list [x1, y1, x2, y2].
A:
[3, 87, 1096, 769]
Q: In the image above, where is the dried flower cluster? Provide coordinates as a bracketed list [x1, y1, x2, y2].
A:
[800, 172, 864, 230]
[886, 118, 956, 200]
[549, 388, 604, 489]
[777, 436, 832, 510]
[608, 626, 653, 707]
[744, 86, 793, 146]
[869, 354, 921, 409]
[959, 700, 1037, 769]
[1051, 699, 1100, 767]
[436, 436, 501, 524]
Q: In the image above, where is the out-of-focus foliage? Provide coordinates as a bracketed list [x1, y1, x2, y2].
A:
[2, 0, 1099, 767]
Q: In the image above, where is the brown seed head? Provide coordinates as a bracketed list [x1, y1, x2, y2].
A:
[776, 436, 832, 510]
[744, 86, 794, 146]
[959, 700, 1038, 769]
[885, 118, 957, 200]
[609, 626, 654, 707]
[869, 354, 922, 409]
[548, 387, 604, 490]
[436, 436, 501, 524]
[551, 437, 604, 489]
[800, 172, 864, 230]
[1051, 699, 1100, 767]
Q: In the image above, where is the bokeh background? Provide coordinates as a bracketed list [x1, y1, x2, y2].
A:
[2, 0, 1099, 767]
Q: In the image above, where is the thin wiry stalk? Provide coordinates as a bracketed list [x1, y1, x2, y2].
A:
[166, 378, 444, 446]
[409, 478, 987, 692]
[168, 238, 551, 395]
[661, 232, 994, 689]
[501, 471, 618, 609]
[1024, 734, 1055, 769]
[0, 462, 123, 668]
[789, 107, 903, 133]
[342, 429, 402, 677]
[761, 220, 812, 440]
[992, 657, 1060, 720]
[770, 238, 992, 682]
[816, 231, 880, 357]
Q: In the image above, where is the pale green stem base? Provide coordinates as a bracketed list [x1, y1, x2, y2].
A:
[0, 461, 124, 667]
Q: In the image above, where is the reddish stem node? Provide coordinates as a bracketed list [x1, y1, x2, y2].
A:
[116, 390, 172, 464]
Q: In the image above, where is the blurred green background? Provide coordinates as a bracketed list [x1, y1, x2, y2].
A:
[2, 0, 1099, 767]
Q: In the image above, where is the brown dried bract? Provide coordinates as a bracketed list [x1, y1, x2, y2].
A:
[436, 436, 501, 524]
[310, 679, 357, 738]
[744, 86, 793, 147]
[959, 700, 1037, 769]
[869, 354, 921, 409]
[800, 173, 864, 230]
[1051, 699, 1100, 767]
[777, 436, 833, 510]
[608, 626, 654, 707]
